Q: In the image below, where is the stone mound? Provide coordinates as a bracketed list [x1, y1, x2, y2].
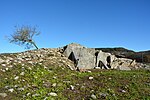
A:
[0, 43, 149, 71]
[0, 48, 75, 70]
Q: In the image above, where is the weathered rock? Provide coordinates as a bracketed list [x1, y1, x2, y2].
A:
[96, 50, 116, 69]
[63, 43, 95, 69]
[99, 92, 108, 99]
[91, 94, 97, 99]
[0, 48, 75, 70]
[48, 92, 58, 96]
[70, 85, 75, 90]
[0, 59, 5, 64]
[0, 43, 147, 71]
[8, 88, 14, 92]
[62, 43, 141, 70]
[89, 76, 94, 80]
[0, 93, 7, 98]
[117, 66, 131, 70]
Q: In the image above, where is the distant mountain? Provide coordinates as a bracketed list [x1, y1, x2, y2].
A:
[95, 47, 150, 63]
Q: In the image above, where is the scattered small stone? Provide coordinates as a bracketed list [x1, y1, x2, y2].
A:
[52, 83, 57, 87]
[2, 69, 6, 72]
[94, 66, 101, 69]
[34, 76, 38, 78]
[28, 61, 33, 64]
[113, 93, 116, 96]
[53, 76, 57, 79]
[119, 89, 126, 93]
[17, 87, 24, 91]
[14, 76, 19, 80]
[8, 65, 13, 68]
[89, 76, 94, 80]
[14, 85, 18, 88]
[63, 81, 71, 83]
[32, 93, 40, 97]
[48, 92, 58, 97]
[26, 92, 31, 96]
[0, 93, 7, 98]
[8, 88, 14, 92]
[91, 94, 97, 99]
[81, 85, 85, 89]
[20, 72, 25, 76]
[4, 86, 9, 89]
[23, 95, 26, 98]
[145, 82, 150, 86]
[44, 97, 48, 100]
[99, 92, 107, 99]
[44, 66, 48, 69]
[28, 67, 32, 70]
[70, 85, 75, 90]
[18, 61, 22, 64]
[76, 84, 80, 86]
[87, 70, 92, 73]
[1, 64, 6, 67]
[5, 68, 9, 71]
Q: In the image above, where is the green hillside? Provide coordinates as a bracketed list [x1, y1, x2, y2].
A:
[0, 64, 150, 100]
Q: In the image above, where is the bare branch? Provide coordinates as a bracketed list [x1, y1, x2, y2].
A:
[8, 25, 40, 49]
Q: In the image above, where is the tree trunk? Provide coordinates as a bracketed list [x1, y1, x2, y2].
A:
[31, 41, 39, 49]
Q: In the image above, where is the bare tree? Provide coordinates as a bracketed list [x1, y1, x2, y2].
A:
[8, 25, 40, 49]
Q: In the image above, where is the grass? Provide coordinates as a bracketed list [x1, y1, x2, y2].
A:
[0, 64, 150, 100]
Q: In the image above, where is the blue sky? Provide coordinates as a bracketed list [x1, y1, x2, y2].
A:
[0, 0, 150, 53]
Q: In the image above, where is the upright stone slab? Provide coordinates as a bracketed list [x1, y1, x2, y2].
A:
[96, 50, 116, 69]
[63, 43, 95, 69]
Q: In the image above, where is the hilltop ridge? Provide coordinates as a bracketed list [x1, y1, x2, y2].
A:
[0, 43, 150, 71]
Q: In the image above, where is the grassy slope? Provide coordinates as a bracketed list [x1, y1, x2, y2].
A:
[0, 65, 150, 100]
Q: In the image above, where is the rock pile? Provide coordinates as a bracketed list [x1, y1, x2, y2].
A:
[60, 43, 148, 70]
[0, 48, 75, 70]
[0, 43, 149, 71]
